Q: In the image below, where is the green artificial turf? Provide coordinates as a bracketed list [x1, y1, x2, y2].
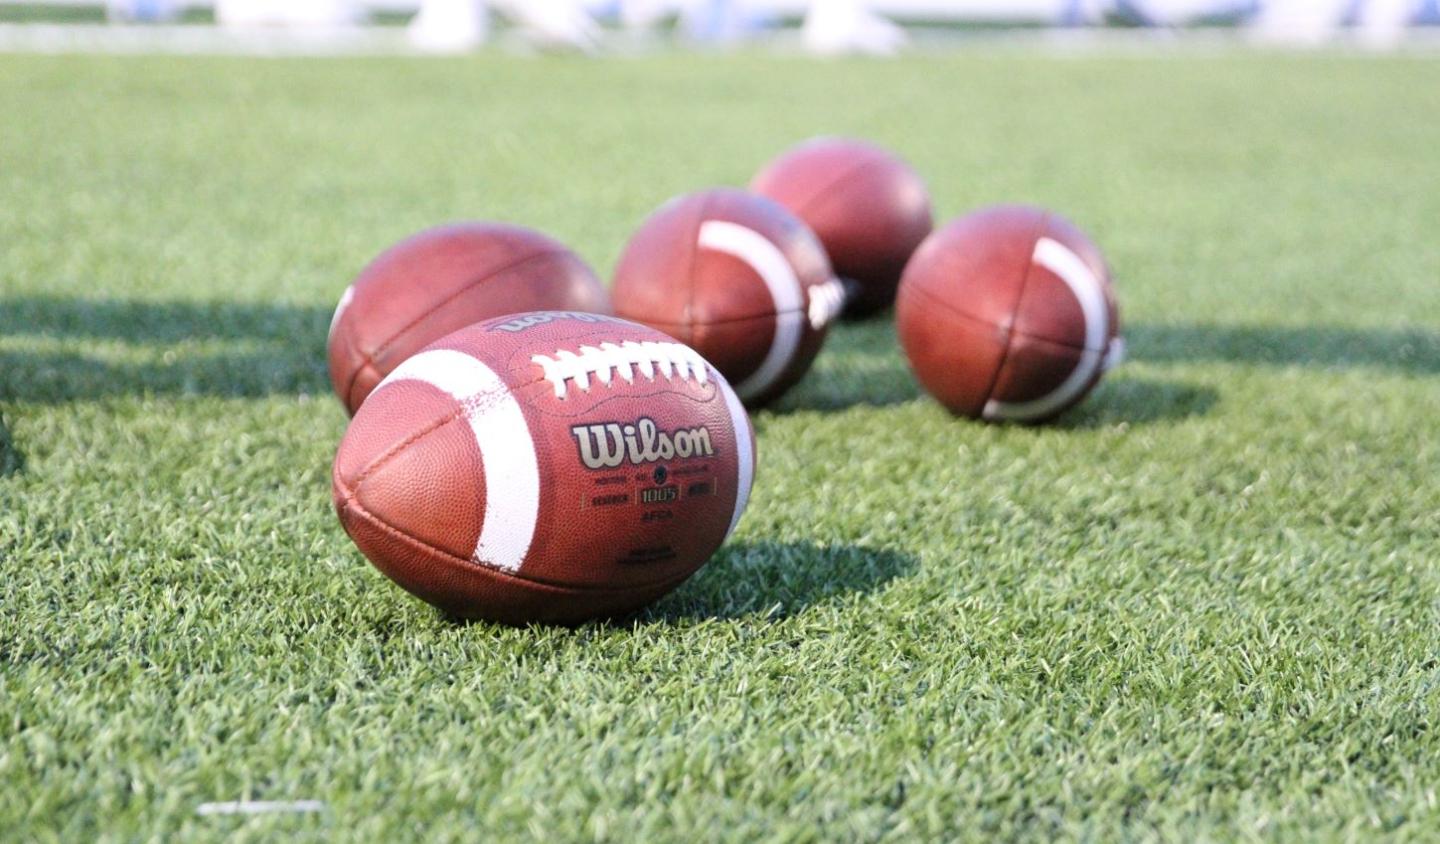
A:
[2, 50, 1439, 841]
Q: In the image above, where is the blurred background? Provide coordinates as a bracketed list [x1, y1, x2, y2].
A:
[1, 0, 1438, 54]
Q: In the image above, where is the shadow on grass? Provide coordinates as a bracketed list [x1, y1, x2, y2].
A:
[0, 296, 333, 403]
[778, 320, 1438, 419]
[1058, 375, 1219, 429]
[774, 320, 919, 412]
[426, 542, 914, 630]
[774, 318, 1219, 424]
[0, 349, 331, 403]
[0, 411, 22, 477]
[1126, 322, 1440, 374]
[647, 540, 917, 623]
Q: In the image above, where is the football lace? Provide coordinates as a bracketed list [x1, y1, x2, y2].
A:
[531, 340, 710, 399]
[808, 277, 847, 330]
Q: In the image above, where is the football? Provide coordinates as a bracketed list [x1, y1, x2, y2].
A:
[896, 205, 1123, 423]
[332, 310, 756, 625]
[750, 137, 933, 318]
[611, 188, 845, 407]
[327, 222, 611, 415]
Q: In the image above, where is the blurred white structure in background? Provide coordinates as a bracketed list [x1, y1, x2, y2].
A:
[104, 0, 180, 22]
[408, 0, 489, 49]
[1251, 0, 1347, 44]
[1251, 0, 1419, 46]
[407, 0, 600, 51]
[618, 0, 671, 29]
[497, 0, 601, 49]
[6, 0, 1436, 53]
[676, 0, 761, 43]
[215, 0, 360, 27]
[1354, 0, 1417, 47]
[802, 0, 908, 54]
[1116, 0, 1248, 25]
[610, 1, 1260, 42]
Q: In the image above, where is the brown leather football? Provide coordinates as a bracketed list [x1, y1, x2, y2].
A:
[332, 311, 756, 625]
[611, 188, 844, 407]
[328, 222, 611, 415]
[896, 205, 1123, 423]
[750, 137, 932, 319]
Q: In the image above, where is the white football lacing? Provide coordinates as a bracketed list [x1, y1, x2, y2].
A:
[808, 277, 847, 330]
[531, 341, 710, 399]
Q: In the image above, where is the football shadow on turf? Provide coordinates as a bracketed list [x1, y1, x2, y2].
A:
[769, 320, 920, 412]
[0, 295, 334, 403]
[0, 411, 22, 477]
[1125, 322, 1440, 374]
[1054, 376, 1219, 429]
[776, 320, 1439, 418]
[643, 540, 917, 623]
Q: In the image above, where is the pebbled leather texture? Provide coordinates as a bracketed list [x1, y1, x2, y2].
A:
[333, 312, 756, 625]
[896, 205, 1120, 423]
[751, 137, 933, 319]
[328, 222, 612, 415]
